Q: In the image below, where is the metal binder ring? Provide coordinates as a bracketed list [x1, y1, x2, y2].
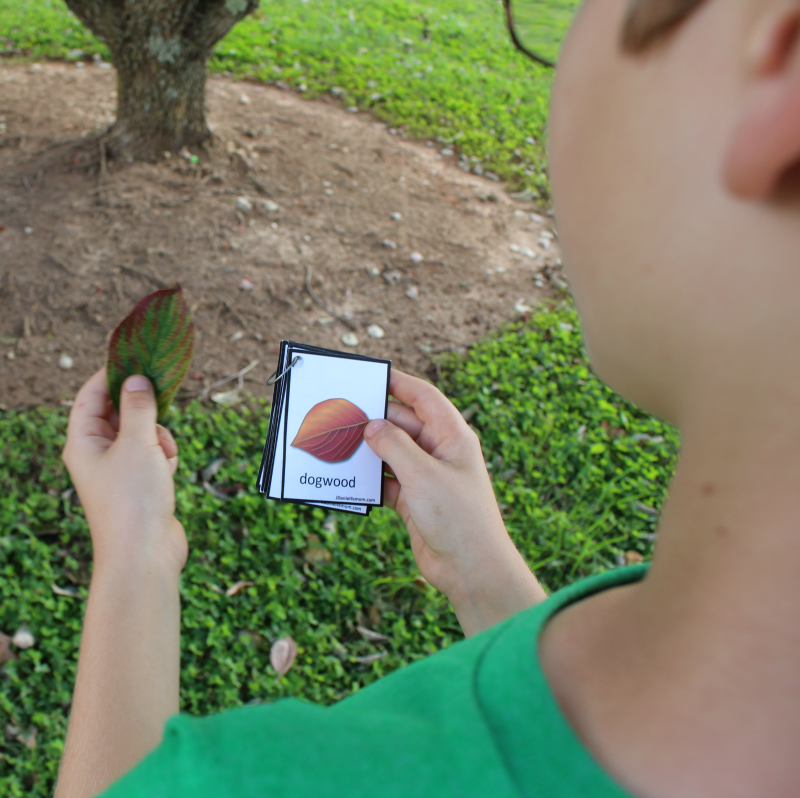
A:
[266, 356, 299, 386]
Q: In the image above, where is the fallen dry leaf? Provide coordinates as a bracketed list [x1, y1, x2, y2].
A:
[624, 551, 645, 565]
[291, 398, 369, 462]
[51, 583, 81, 599]
[17, 727, 37, 750]
[226, 580, 255, 597]
[238, 630, 264, 648]
[0, 632, 16, 665]
[270, 636, 298, 678]
[356, 625, 390, 643]
[354, 651, 387, 665]
[304, 546, 333, 566]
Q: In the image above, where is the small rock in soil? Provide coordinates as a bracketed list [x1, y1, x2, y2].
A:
[239, 278, 254, 291]
[410, 252, 423, 264]
[382, 270, 402, 285]
[514, 299, 533, 315]
[261, 200, 280, 212]
[12, 626, 34, 650]
[229, 151, 251, 176]
[390, 212, 402, 221]
[58, 354, 74, 370]
[405, 286, 419, 301]
[341, 332, 359, 347]
[235, 197, 253, 213]
[24, 227, 33, 235]
[239, 93, 251, 105]
[211, 388, 242, 406]
[366, 324, 385, 339]
[380, 239, 397, 250]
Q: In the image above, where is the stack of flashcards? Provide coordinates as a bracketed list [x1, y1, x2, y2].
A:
[257, 341, 391, 515]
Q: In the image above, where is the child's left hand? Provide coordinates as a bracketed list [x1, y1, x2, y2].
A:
[62, 368, 188, 577]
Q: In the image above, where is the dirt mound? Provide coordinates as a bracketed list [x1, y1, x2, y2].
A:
[0, 62, 564, 409]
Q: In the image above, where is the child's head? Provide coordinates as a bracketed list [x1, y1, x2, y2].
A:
[549, 0, 800, 427]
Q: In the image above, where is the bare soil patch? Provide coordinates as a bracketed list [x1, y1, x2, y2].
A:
[0, 62, 563, 409]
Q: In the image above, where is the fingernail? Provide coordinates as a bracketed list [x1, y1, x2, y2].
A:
[124, 375, 151, 393]
[365, 419, 386, 438]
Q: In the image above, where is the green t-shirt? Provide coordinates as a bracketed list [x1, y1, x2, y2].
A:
[101, 564, 647, 798]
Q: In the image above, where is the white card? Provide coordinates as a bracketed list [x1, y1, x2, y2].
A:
[280, 351, 389, 505]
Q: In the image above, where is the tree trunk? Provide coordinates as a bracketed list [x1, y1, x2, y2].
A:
[63, 0, 260, 161]
[111, 48, 209, 159]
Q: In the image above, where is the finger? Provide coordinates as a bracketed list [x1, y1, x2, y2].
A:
[117, 375, 159, 443]
[387, 401, 425, 442]
[383, 462, 397, 480]
[389, 370, 466, 436]
[157, 425, 179, 461]
[364, 418, 434, 486]
[65, 369, 117, 455]
[108, 404, 120, 434]
[382, 473, 401, 510]
[68, 368, 110, 432]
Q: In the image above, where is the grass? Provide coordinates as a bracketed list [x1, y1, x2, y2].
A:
[0, 303, 679, 796]
[0, 0, 580, 198]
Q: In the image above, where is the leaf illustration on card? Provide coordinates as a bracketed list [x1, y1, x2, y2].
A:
[107, 285, 195, 421]
[291, 398, 369, 462]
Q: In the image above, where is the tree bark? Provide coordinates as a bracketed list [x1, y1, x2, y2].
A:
[111, 47, 209, 158]
[62, 0, 259, 160]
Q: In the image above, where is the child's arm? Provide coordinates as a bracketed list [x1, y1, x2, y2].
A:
[364, 370, 546, 637]
[55, 370, 187, 798]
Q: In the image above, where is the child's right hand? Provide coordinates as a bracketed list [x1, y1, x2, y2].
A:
[364, 371, 545, 636]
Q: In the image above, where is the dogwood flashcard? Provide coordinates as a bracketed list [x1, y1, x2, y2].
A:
[257, 342, 390, 514]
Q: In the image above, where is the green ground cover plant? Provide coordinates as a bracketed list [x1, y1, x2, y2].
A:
[0, 304, 678, 796]
[0, 0, 579, 197]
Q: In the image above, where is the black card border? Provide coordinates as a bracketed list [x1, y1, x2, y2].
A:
[280, 346, 390, 508]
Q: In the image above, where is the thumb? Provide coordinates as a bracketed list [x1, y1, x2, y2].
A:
[118, 375, 159, 442]
[364, 419, 432, 484]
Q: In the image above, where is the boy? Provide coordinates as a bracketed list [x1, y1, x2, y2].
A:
[56, 0, 800, 795]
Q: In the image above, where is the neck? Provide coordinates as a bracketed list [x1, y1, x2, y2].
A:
[651, 380, 800, 622]
[595, 381, 800, 794]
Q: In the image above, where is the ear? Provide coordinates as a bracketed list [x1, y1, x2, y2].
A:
[724, 4, 800, 199]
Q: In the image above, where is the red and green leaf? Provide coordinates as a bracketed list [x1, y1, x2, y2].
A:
[107, 285, 195, 420]
[291, 398, 369, 462]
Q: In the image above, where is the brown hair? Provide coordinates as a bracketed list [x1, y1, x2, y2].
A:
[622, 0, 707, 52]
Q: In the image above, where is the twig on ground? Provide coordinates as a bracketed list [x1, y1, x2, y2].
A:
[222, 300, 249, 330]
[304, 264, 358, 330]
[247, 172, 274, 197]
[119, 264, 169, 289]
[99, 139, 108, 184]
[177, 360, 260, 400]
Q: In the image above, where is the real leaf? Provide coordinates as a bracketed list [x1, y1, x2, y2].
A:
[107, 284, 195, 421]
